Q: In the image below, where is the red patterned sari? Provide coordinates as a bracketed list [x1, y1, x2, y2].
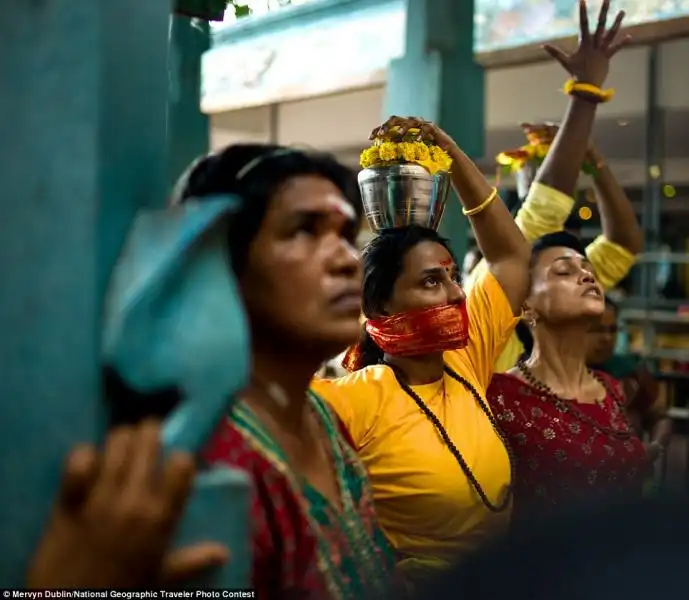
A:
[201, 392, 396, 600]
[487, 371, 649, 526]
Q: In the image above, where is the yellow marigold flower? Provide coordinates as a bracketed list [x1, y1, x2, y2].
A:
[429, 146, 444, 160]
[398, 142, 418, 162]
[534, 143, 550, 159]
[360, 138, 453, 174]
[359, 147, 380, 169]
[415, 144, 430, 161]
[430, 146, 452, 172]
[377, 142, 398, 162]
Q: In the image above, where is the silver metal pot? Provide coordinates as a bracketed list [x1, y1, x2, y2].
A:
[357, 163, 451, 232]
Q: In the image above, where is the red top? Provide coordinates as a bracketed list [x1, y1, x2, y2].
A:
[487, 371, 649, 525]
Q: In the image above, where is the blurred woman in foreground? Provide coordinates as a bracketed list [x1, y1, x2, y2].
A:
[176, 144, 395, 599]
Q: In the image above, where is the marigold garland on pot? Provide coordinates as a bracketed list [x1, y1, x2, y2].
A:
[360, 128, 452, 175]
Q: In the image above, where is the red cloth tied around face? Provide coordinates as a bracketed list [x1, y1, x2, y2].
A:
[341, 302, 470, 372]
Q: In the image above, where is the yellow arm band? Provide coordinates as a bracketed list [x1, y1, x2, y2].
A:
[563, 79, 615, 103]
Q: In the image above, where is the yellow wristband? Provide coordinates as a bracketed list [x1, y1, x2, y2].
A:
[563, 79, 615, 103]
[463, 187, 498, 217]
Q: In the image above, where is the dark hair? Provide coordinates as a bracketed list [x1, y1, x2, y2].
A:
[355, 226, 457, 369]
[563, 210, 583, 233]
[174, 143, 362, 274]
[517, 231, 588, 359]
[531, 230, 587, 260]
[503, 189, 523, 216]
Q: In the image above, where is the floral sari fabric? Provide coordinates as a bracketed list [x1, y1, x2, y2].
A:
[487, 371, 649, 527]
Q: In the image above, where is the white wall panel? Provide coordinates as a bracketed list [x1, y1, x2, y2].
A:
[209, 40, 689, 167]
[209, 105, 272, 149]
[486, 46, 649, 128]
[658, 38, 689, 109]
[276, 88, 384, 149]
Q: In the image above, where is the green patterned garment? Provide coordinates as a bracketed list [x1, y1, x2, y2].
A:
[230, 392, 397, 599]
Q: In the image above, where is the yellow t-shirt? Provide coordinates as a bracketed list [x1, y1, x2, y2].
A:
[465, 182, 638, 373]
[311, 270, 518, 579]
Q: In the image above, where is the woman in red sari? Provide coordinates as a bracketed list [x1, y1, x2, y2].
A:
[487, 231, 649, 527]
[173, 144, 396, 599]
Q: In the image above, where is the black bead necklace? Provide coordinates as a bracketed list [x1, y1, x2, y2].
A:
[387, 362, 515, 513]
[516, 361, 632, 440]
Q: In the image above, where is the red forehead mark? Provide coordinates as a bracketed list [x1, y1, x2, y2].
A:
[439, 259, 453, 266]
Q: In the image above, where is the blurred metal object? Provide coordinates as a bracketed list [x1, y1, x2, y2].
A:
[358, 163, 451, 232]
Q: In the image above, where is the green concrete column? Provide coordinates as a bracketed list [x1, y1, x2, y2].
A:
[0, 0, 171, 583]
[384, 0, 483, 261]
[168, 15, 210, 191]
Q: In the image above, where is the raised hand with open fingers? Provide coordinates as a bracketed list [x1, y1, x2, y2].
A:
[27, 420, 229, 589]
[543, 0, 631, 89]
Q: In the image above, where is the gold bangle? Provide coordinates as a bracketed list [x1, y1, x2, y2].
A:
[463, 187, 498, 217]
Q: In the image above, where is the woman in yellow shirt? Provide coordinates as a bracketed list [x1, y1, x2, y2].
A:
[311, 116, 531, 585]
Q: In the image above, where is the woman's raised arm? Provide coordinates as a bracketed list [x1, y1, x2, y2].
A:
[371, 116, 530, 315]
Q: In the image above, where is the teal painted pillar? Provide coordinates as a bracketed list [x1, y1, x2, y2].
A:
[168, 16, 210, 191]
[0, 0, 170, 583]
[385, 0, 483, 261]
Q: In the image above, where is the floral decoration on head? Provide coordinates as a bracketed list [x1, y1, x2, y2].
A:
[360, 127, 452, 176]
